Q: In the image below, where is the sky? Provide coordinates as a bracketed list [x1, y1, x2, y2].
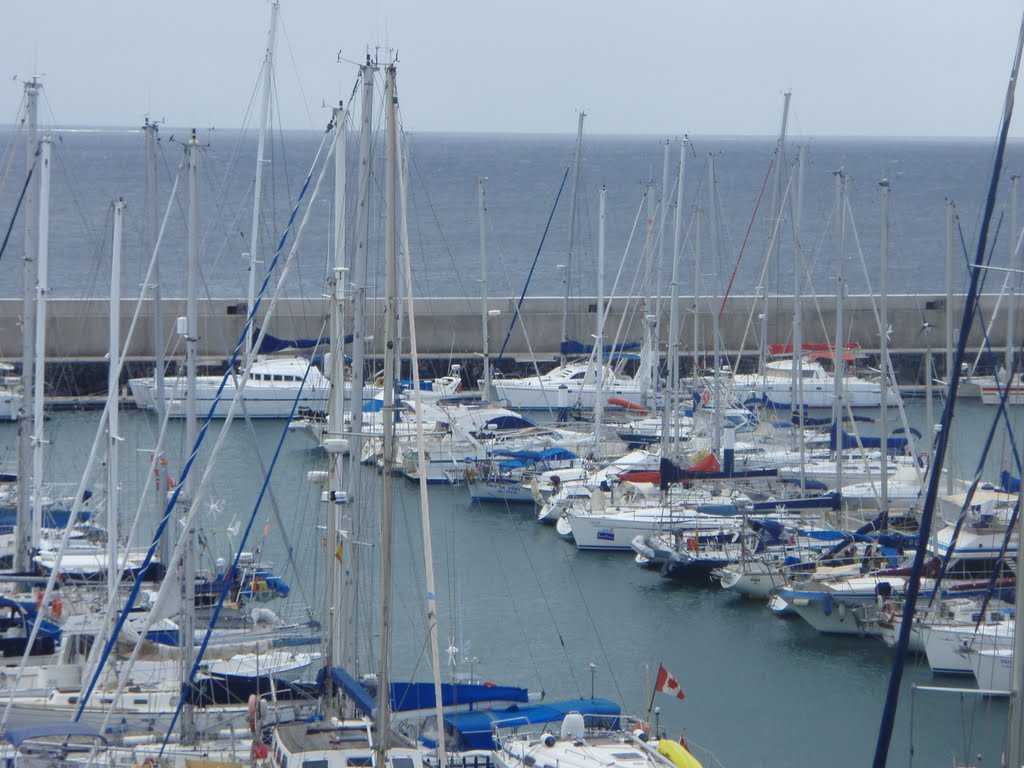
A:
[3, 1, 1024, 138]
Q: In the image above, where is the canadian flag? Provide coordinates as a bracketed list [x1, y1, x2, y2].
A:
[654, 664, 685, 700]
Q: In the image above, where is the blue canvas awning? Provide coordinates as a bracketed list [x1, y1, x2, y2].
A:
[4, 722, 106, 747]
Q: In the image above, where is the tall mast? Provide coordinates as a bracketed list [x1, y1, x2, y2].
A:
[656, 139, 670, 369]
[375, 61, 398, 762]
[560, 112, 585, 367]
[708, 156, 722, 455]
[108, 198, 125, 609]
[791, 147, 807, 489]
[664, 139, 686, 449]
[31, 136, 51, 552]
[179, 129, 200, 745]
[594, 186, 606, 455]
[245, 0, 280, 360]
[831, 170, 847, 501]
[762, 92, 791, 381]
[143, 119, 168, 568]
[878, 180, 890, 513]
[1007, 175, 1019, 377]
[347, 56, 376, 504]
[479, 177, 492, 401]
[16, 78, 40, 572]
[325, 103, 348, 711]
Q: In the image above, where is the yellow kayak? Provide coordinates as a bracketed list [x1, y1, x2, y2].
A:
[656, 737, 703, 768]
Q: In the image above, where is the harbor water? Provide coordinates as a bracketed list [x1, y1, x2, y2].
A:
[2, 393, 1020, 768]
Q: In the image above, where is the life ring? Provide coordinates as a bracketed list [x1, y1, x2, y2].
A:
[51, 596, 63, 619]
[686, 537, 698, 552]
[247, 693, 258, 734]
[700, 387, 712, 406]
[142, 758, 159, 768]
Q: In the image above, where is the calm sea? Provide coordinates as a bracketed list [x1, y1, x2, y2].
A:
[0, 127, 1022, 305]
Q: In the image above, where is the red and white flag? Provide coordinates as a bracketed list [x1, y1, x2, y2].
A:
[654, 664, 685, 700]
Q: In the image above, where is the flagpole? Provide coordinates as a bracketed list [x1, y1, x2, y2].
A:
[646, 662, 661, 724]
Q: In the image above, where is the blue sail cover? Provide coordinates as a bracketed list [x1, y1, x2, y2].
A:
[829, 424, 922, 451]
[433, 698, 621, 751]
[389, 682, 530, 712]
[326, 667, 377, 716]
[560, 340, 641, 357]
[1001, 470, 1021, 493]
[254, 327, 346, 354]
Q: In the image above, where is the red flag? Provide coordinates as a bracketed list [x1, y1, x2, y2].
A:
[654, 664, 685, 700]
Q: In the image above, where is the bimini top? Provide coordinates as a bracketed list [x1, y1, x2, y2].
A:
[431, 698, 621, 751]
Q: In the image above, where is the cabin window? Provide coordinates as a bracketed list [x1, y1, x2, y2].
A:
[391, 759, 416, 768]
[348, 758, 373, 767]
[303, 761, 328, 768]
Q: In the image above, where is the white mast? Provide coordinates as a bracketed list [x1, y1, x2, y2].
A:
[763, 92, 791, 383]
[179, 129, 200, 745]
[1007, 175, 1019, 378]
[878, 180, 890, 513]
[395, 101, 449, 768]
[792, 147, 807, 489]
[347, 57, 376, 501]
[594, 186, 606, 454]
[375, 61, 398, 761]
[16, 79, 40, 572]
[656, 140, 670, 372]
[325, 103, 349, 709]
[108, 198, 125, 605]
[707, 156, 722, 455]
[30, 136, 51, 552]
[479, 177, 492, 402]
[245, 0, 279, 360]
[143, 119, 169, 567]
[664, 138, 686, 448]
[560, 112, 585, 367]
[832, 170, 847, 501]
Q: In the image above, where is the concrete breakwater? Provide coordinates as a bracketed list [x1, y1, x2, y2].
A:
[0, 293, 1002, 398]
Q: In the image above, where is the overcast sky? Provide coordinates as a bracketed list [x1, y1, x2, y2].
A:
[3, 1, 1024, 138]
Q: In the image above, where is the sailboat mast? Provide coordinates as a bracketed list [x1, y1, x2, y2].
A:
[1007, 175, 1019, 376]
[708, 156, 722, 455]
[245, 0, 279, 361]
[878, 180, 890, 512]
[831, 170, 847, 502]
[594, 187, 606, 453]
[179, 130, 200, 745]
[762, 92, 790, 381]
[792, 147, 807, 490]
[348, 57, 376, 501]
[326, 103, 349, 705]
[560, 112, 585, 367]
[656, 141, 670, 370]
[143, 119, 169, 567]
[31, 136, 51, 552]
[375, 61, 398, 760]
[665, 138, 686, 448]
[479, 178, 492, 401]
[108, 198, 125, 607]
[16, 79, 40, 572]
